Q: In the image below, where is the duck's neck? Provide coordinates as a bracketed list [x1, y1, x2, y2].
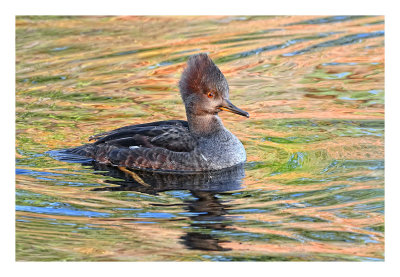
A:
[186, 112, 225, 137]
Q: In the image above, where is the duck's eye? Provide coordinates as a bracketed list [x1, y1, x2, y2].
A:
[207, 91, 215, 98]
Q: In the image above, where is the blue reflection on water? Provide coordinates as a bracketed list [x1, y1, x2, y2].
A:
[16, 168, 63, 177]
[136, 212, 176, 219]
[16, 205, 110, 217]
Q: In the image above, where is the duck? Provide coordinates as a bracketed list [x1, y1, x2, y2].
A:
[68, 53, 249, 172]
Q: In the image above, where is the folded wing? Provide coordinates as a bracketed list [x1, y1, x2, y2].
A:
[68, 120, 207, 171]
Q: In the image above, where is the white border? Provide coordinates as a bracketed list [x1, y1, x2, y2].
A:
[3, 1, 399, 276]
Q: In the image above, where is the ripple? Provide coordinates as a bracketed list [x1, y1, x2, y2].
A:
[283, 31, 384, 56]
[286, 16, 370, 26]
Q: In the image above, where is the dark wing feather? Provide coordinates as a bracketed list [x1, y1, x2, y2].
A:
[90, 120, 193, 151]
[106, 145, 207, 172]
[89, 120, 188, 141]
[68, 120, 204, 171]
[94, 120, 195, 152]
[150, 126, 196, 152]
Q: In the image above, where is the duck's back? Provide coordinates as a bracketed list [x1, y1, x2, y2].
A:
[68, 120, 212, 172]
[89, 120, 194, 152]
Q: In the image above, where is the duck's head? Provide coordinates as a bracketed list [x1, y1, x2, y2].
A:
[179, 53, 249, 118]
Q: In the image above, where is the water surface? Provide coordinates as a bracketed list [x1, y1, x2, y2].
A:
[16, 15, 384, 261]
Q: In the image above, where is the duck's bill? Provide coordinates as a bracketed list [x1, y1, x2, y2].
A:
[219, 99, 249, 118]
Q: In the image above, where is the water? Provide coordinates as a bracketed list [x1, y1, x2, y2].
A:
[15, 16, 384, 261]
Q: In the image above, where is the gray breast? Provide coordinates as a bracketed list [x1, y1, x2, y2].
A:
[197, 128, 246, 170]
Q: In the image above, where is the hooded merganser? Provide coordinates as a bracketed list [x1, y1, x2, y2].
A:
[68, 53, 249, 172]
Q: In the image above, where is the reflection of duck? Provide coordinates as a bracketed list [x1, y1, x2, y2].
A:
[86, 162, 245, 251]
[181, 191, 233, 251]
[90, 162, 245, 194]
[67, 53, 249, 172]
